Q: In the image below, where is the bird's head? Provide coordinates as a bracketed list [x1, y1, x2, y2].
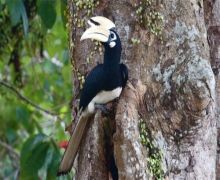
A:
[80, 16, 121, 50]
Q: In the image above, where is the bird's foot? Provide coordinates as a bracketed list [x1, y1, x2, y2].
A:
[95, 104, 111, 115]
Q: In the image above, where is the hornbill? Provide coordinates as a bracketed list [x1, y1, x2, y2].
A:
[57, 16, 128, 175]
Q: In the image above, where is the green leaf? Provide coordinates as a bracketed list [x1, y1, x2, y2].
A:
[6, 0, 28, 35]
[6, 128, 17, 144]
[37, 0, 57, 29]
[0, 0, 6, 4]
[60, 0, 67, 28]
[62, 49, 69, 65]
[19, 134, 63, 179]
[6, 0, 21, 26]
[20, 2, 28, 35]
[20, 134, 46, 161]
[42, 59, 57, 73]
[15, 106, 36, 133]
[20, 134, 49, 179]
[46, 145, 60, 179]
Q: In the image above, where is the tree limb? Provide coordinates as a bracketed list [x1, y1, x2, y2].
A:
[0, 80, 59, 117]
[0, 140, 19, 160]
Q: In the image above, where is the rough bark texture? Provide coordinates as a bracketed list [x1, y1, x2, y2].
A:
[68, 0, 218, 179]
[204, 0, 220, 179]
[76, 112, 109, 179]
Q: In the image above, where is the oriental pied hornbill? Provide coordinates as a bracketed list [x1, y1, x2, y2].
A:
[57, 16, 128, 175]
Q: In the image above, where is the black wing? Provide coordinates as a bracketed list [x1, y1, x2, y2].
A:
[79, 64, 104, 110]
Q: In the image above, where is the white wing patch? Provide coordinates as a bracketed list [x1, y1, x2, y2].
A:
[87, 87, 122, 113]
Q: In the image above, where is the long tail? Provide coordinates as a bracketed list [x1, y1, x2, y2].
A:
[57, 113, 89, 175]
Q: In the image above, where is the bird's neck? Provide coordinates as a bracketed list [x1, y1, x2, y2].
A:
[103, 47, 121, 71]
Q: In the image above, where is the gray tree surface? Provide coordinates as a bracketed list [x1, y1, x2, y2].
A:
[67, 0, 220, 179]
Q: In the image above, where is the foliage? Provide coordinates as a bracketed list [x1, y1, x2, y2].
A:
[0, 0, 72, 179]
[135, 0, 164, 38]
[139, 119, 164, 180]
[20, 134, 59, 179]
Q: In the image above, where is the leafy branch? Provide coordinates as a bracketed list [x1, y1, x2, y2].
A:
[0, 80, 60, 117]
[0, 140, 20, 172]
[0, 140, 20, 160]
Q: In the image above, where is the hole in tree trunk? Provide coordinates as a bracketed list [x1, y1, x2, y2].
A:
[107, 149, 118, 180]
[103, 113, 118, 180]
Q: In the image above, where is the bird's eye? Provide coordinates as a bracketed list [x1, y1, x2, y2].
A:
[110, 32, 117, 41]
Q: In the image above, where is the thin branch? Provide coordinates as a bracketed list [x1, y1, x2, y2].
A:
[0, 80, 59, 117]
[0, 140, 19, 160]
[0, 140, 20, 174]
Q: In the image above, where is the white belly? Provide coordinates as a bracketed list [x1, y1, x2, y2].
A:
[87, 87, 122, 113]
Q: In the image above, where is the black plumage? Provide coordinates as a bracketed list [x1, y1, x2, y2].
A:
[79, 30, 127, 111]
[58, 18, 128, 175]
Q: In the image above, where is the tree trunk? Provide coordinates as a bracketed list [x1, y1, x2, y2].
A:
[204, 0, 220, 179]
[68, 0, 218, 179]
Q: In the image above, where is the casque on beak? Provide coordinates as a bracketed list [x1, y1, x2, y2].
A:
[88, 16, 115, 29]
[80, 16, 115, 42]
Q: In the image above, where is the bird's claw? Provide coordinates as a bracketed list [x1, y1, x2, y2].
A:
[95, 104, 111, 115]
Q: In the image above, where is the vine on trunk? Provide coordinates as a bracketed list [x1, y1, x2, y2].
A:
[139, 118, 164, 180]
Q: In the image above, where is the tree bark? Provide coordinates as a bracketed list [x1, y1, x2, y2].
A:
[68, 0, 218, 179]
[204, 0, 220, 179]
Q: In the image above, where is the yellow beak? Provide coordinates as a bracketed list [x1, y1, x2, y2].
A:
[80, 26, 110, 42]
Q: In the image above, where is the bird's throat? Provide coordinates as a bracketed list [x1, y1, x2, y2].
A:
[103, 47, 121, 72]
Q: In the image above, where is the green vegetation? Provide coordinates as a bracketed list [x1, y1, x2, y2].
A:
[135, 0, 164, 38]
[69, 0, 100, 90]
[139, 119, 164, 180]
[0, 0, 72, 179]
[73, 0, 99, 28]
[131, 38, 141, 45]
